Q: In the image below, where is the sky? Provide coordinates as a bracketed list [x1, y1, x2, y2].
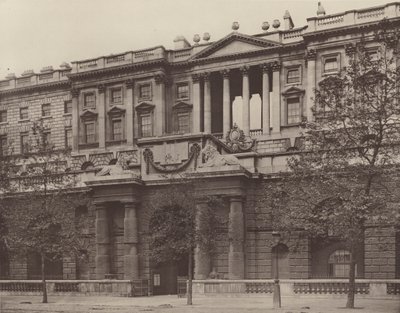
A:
[0, 0, 394, 79]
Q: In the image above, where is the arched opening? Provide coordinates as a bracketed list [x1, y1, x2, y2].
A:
[271, 243, 290, 279]
[81, 161, 95, 171]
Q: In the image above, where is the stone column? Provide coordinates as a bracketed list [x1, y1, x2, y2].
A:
[71, 89, 79, 151]
[203, 72, 211, 134]
[221, 69, 231, 136]
[155, 74, 166, 136]
[192, 74, 201, 133]
[95, 203, 110, 279]
[271, 62, 281, 133]
[306, 49, 316, 122]
[228, 196, 245, 279]
[194, 200, 211, 279]
[97, 85, 106, 148]
[261, 64, 271, 135]
[123, 202, 139, 280]
[241, 66, 250, 136]
[125, 79, 134, 145]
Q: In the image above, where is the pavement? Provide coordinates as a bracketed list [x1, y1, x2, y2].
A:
[0, 294, 399, 313]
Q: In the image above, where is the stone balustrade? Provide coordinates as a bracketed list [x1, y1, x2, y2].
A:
[191, 279, 400, 298]
[306, 2, 400, 33]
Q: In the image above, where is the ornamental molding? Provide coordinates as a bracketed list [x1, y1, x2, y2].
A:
[108, 105, 126, 116]
[189, 32, 282, 60]
[172, 101, 192, 110]
[143, 143, 201, 174]
[220, 69, 230, 78]
[191, 73, 201, 83]
[0, 80, 70, 97]
[345, 43, 356, 56]
[125, 79, 134, 89]
[135, 101, 155, 112]
[305, 49, 317, 60]
[225, 124, 255, 153]
[281, 86, 305, 96]
[80, 109, 98, 120]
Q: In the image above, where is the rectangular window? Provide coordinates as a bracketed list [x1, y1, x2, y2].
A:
[64, 101, 72, 114]
[287, 97, 301, 124]
[65, 128, 72, 148]
[0, 135, 7, 156]
[0, 110, 7, 123]
[140, 114, 152, 137]
[287, 68, 300, 84]
[20, 132, 29, 154]
[177, 83, 189, 99]
[111, 88, 122, 104]
[43, 131, 51, 145]
[139, 84, 151, 100]
[111, 119, 122, 141]
[366, 50, 378, 61]
[324, 57, 339, 73]
[84, 122, 95, 143]
[41, 103, 51, 117]
[84, 93, 95, 109]
[177, 112, 190, 134]
[20, 107, 29, 120]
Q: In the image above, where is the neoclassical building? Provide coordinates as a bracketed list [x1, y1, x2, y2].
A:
[0, 2, 400, 295]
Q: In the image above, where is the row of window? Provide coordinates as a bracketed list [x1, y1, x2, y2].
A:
[0, 128, 72, 156]
[0, 102, 73, 124]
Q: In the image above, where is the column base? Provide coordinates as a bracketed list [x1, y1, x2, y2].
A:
[228, 252, 245, 279]
[194, 251, 211, 280]
[124, 254, 139, 280]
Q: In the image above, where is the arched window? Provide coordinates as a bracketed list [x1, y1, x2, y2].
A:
[328, 249, 355, 278]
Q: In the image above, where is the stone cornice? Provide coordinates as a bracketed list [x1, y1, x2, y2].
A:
[0, 80, 70, 97]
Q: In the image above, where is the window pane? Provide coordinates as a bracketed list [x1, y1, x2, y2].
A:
[20, 107, 28, 120]
[287, 69, 300, 84]
[64, 101, 72, 114]
[85, 123, 95, 143]
[111, 89, 122, 103]
[84, 93, 95, 108]
[0, 110, 7, 123]
[65, 128, 72, 148]
[177, 84, 189, 99]
[287, 98, 301, 124]
[140, 85, 151, 99]
[177, 113, 189, 133]
[20, 133, 29, 153]
[112, 119, 122, 141]
[141, 115, 152, 137]
[42, 104, 51, 117]
[324, 58, 338, 72]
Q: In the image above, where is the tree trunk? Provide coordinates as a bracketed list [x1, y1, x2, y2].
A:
[187, 249, 193, 305]
[346, 253, 356, 309]
[41, 253, 48, 304]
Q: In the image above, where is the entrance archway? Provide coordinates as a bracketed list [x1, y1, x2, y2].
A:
[271, 243, 290, 279]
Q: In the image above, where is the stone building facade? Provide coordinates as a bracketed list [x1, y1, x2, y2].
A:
[0, 2, 400, 294]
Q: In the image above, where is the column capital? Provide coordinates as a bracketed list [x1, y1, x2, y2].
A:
[305, 49, 317, 60]
[125, 79, 134, 89]
[71, 89, 80, 98]
[192, 73, 201, 83]
[154, 73, 166, 85]
[271, 61, 281, 72]
[220, 69, 230, 78]
[345, 43, 356, 56]
[260, 63, 271, 74]
[239, 65, 249, 76]
[94, 201, 107, 210]
[98, 84, 105, 94]
[202, 72, 210, 82]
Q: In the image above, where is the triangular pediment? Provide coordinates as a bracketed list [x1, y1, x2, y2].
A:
[173, 101, 192, 110]
[191, 32, 281, 60]
[108, 106, 126, 115]
[80, 109, 98, 119]
[282, 86, 305, 96]
[135, 101, 155, 112]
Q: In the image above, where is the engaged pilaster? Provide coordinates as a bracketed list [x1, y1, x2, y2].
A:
[192, 74, 201, 133]
[123, 202, 139, 280]
[241, 66, 250, 136]
[271, 62, 281, 133]
[221, 69, 231, 136]
[95, 203, 110, 279]
[97, 85, 106, 148]
[261, 64, 271, 135]
[71, 89, 79, 151]
[228, 196, 245, 279]
[194, 200, 211, 279]
[155, 74, 166, 136]
[305, 49, 316, 122]
[125, 79, 135, 145]
[203, 73, 211, 134]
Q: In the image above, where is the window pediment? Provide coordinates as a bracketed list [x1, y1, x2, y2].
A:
[135, 101, 155, 112]
[282, 86, 305, 96]
[108, 106, 126, 116]
[80, 109, 98, 120]
[173, 101, 192, 110]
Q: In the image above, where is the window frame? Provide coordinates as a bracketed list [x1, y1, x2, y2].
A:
[111, 118, 123, 141]
[110, 87, 123, 105]
[328, 249, 356, 278]
[84, 121, 96, 144]
[139, 113, 153, 138]
[176, 82, 190, 100]
[19, 107, 29, 120]
[0, 110, 7, 123]
[286, 66, 301, 85]
[286, 97, 302, 125]
[322, 53, 341, 75]
[64, 101, 72, 115]
[41, 103, 51, 117]
[20, 132, 29, 154]
[0, 135, 7, 156]
[83, 92, 96, 109]
[138, 83, 152, 101]
[64, 127, 72, 148]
